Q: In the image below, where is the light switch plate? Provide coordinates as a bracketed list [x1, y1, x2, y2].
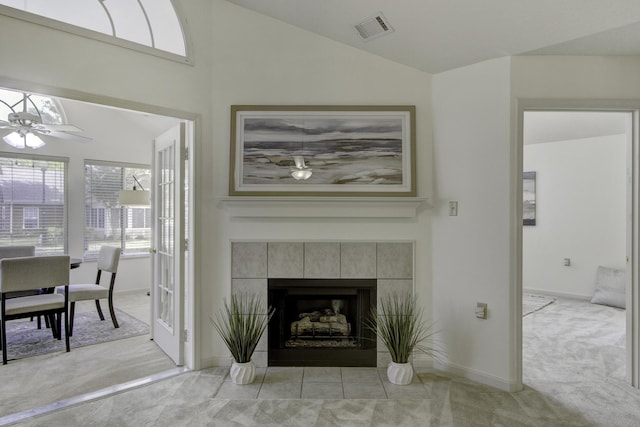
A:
[449, 201, 458, 216]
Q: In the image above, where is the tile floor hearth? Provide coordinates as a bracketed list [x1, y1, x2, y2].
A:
[214, 366, 427, 400]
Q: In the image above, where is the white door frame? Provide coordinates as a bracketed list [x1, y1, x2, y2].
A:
[515, 98, 640, 388]
[0, 77, 199, 370]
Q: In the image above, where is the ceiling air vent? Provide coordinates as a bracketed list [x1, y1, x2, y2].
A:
[355, 12, 394, 41]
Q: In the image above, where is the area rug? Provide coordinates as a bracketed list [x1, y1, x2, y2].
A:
[1, 309, 149, 361]
[523, 293, 557, 316]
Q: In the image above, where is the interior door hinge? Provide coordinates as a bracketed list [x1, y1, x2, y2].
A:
[184, 147, 189, 160]
[184, 238, 189, 251]
[183, 329, 189, 342]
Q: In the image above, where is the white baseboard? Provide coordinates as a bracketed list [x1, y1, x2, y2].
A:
[412, 353, 434, 370]
[524, 287, 591, 301]
[201, 356, 232, 369]
[432, 360, 521, 392]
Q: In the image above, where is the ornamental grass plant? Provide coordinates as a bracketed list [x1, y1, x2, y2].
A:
[366, 292, 437, 364]
[211, 292, 275, 363]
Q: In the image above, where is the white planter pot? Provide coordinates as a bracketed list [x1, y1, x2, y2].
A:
[387, 361, 414, 385]
[230, 360, 256, 385]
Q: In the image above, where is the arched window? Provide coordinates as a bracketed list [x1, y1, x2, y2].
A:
[0, 0, 188, 63]
[0, 89, 65, 125]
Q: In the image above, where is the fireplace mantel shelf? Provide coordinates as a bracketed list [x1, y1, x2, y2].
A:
[217, 197, 428, 218]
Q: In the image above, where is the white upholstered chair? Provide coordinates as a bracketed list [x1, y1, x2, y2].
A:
[0, 245, 48, 329]
[57, 246, 121, 336]
[0, 255, 70, 364]
[0, 246, 36, 299]
[0, 245, 35, 259]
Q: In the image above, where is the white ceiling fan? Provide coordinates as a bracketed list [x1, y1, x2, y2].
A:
[0, 93, 91, 149]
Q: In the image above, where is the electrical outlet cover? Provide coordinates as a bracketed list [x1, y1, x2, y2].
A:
[476, 302, 487, 319]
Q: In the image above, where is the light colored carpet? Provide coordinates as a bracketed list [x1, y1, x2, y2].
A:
[523, 292, 556, 316]
[1, 308, 149, 362]
[524, 296, 626, 383]
[0, 292, 176, 420]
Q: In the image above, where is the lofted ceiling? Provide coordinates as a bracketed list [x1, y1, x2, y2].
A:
[226, 0, 640, 74]
[58, 98, 180, 138]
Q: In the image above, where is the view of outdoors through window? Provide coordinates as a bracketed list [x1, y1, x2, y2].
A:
[85, 162, 151, 258]
[0, 155, 67, 254]
[0, 89, 64, 125]
[0, 0, 186, 59]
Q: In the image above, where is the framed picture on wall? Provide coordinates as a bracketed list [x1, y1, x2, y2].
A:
[523, 171, 536, 226]
[229, 105, 416, 196]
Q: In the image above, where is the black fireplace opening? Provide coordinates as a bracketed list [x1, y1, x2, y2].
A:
[268, 278, 377, 367]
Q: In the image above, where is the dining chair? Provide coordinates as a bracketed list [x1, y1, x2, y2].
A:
[0, 255, 70, 365]
[0, 245, 52, 330]
[57, 246, 121, 336]
[0, 246, 36, 299]
[0, 246, 35, 259]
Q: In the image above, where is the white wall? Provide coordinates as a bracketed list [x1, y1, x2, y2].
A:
[431, 57, 515, 390]
[207, 2, 433, 366]
[523, 135, 627, 299]
[429, 56, 640, 391]
[512, 56, 640, 99]
[430, 56, 640, 391]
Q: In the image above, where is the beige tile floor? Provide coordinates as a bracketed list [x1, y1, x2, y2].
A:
[5, 296, 640, 426]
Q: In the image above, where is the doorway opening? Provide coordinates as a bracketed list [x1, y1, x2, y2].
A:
[519, 107, 635, 389]
[0, 82, 196, 417]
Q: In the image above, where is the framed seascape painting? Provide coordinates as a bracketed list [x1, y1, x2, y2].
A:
[523, 171, 536, 226]
[229, 105, 416, 196]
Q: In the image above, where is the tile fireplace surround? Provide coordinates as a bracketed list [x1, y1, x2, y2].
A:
[231, 241, 414, 368]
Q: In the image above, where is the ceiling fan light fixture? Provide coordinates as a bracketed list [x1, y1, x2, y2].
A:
[25, 132, 45, 149]
[3, 132, 25, 149]
[3, 130, 45, 149]
[0, 92, 91, 149]
[8, 112, 40, 126]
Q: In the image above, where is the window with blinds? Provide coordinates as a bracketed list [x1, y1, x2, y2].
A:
[85, 161, 151, 258]
[0, 155, 67, 254]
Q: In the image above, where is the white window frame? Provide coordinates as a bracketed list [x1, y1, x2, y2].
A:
[84, 160, 151, 259]
[0, 1, 191, 65]
[86, 206, 106, 230]
[0, 206, 8, 230]
[127, 206, 150, 229]
[22, 206, 39, 229]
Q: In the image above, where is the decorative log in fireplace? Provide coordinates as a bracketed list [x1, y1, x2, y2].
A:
[288, 302, 353, 346]
[268, 278, 377, 367]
